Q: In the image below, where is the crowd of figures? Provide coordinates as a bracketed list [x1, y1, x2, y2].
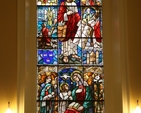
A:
[37, 66, 104, 113]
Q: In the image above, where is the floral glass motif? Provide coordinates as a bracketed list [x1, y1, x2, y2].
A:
[36, 0, 104, 112]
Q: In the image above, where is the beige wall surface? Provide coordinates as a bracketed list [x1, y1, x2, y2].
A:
[0, 0, 17, 113]
[0, 0, 141, 113]
[126, 0, 141, 112]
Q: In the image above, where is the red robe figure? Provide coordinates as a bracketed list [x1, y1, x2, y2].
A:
[58, 0, 81, 42]
[64, 70, 93, 113]
[64, 85, 86, 113]
[82, 0, 94, 5]
[89, 0, 94, 5]
[41, 23, 51, 46]
[94, 19, 101, 43]
[43, 0, 47, 4]
[65, 108, 81, 113]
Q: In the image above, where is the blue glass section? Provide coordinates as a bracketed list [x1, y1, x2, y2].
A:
[37, 21, 43, 35]
[77, 45, 82, 57]
[53, 50, 57, 55]
[83, 50, 87, 54]
[58, 49, 61, 55]
[37, 49, 57, 65]
[58, 68, 78, 89]
[83, 51, 88, 64]
[82, 50, 87, 64]
[99, 50, 103, 64]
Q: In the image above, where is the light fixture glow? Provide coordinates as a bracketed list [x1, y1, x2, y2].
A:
[134, 100, 141, 113]
[6, 102, 12, 113]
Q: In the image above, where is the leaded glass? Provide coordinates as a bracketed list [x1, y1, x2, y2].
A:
[36, 0, 104, 112]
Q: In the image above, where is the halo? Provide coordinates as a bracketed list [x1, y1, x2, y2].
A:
[60, 82, 69, 92]
[70, 70, 81, 82]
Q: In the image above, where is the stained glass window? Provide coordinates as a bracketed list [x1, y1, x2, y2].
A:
[36, 0, 104, 112]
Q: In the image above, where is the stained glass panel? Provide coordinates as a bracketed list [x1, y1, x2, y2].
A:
[82, 38, 103, 65]
[83, 66, 104, 100]
[37, 66, 58, 100]
[37, 49, 58, 65]
[58, 39, 82, 64]
[36, 0, 104, 112]
[37, 0, 58, 5]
